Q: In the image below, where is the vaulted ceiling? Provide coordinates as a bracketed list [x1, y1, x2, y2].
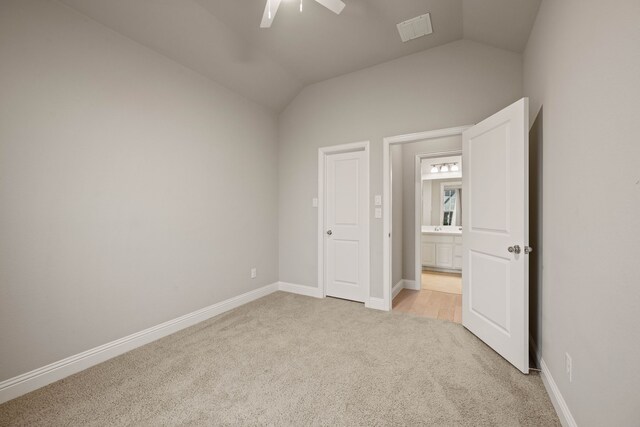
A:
[60, 0, 541, 111]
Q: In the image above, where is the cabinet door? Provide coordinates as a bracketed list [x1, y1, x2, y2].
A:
[454, 243, 463, 257]
[436, 244, 454, 268]
[453, 256, 463, 270]
[422, 242, 436, 266]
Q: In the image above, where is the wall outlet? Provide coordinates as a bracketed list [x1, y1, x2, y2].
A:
[565, 352, 572, 382]
[250, 268, 257, 279]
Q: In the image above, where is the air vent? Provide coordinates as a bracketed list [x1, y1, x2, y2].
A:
[397, 13, 433, 42]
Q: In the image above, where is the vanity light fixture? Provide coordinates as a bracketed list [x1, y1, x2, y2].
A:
[430, 162, 460, 174]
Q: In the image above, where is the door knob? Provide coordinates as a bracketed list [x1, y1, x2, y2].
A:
[326, 230, 332, 236]
[524, 246, 533, 254]
[508, 245, 521, 254]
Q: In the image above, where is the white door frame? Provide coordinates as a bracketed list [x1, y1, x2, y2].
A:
[383, 127, 471, 311]
[318, 140, 370, 301]
[413, 151, 462, 288]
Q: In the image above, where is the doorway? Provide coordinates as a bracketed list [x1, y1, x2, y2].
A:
[383, 97, 532, 374]
[318, 141, 370, 304]
[390, 146, 464, 323]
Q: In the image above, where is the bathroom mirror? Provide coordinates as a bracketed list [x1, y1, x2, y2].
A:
[440, 182, 462, 226]
[421, 154, 463, 228]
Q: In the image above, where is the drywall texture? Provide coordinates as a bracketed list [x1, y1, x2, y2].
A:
[524, 0, 640, 425]
[0, 0, 278, 381]
[279, 39, 522, 298]
[390, 144, 403, 288]
[401, 137, 462, 281]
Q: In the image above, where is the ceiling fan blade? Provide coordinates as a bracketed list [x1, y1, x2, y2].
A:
[314, 0, 346, 15]
[260, 0, 282, 28]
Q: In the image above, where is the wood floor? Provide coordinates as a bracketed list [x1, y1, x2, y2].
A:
[421, 271, 462, 294]
[393, 271, 462, 323]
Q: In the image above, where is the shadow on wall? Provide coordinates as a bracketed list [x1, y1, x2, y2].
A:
[529, 106, 543, 359]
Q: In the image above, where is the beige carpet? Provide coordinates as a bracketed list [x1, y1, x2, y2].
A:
[422, 270, 462, 295]
[0, 292, 559, 426]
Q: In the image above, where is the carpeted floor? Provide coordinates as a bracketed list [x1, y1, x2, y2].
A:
[0, 292, 559, 426]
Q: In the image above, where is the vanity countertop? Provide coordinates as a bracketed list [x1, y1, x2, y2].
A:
[421, 226, 462, 235]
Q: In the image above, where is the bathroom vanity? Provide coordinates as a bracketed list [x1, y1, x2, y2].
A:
[421, 226, 462, 272]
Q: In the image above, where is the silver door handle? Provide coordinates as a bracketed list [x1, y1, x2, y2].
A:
[508, 245, 521, 254]
[326, 230, 332, 236]
[524, 246, 533, 254]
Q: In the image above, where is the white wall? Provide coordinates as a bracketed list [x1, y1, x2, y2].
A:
[0, 0, 279, 381]
[278, 39, 522, 298]
[524, 0, 640, 425]
[391, 145, 403, 288]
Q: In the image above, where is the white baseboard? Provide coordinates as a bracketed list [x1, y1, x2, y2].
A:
[392, 279, 419, 301]
[539, 358, 577, 427]
[277, 281, 385, 312]
[365, 297, 388, 311]
[530, 336, 577, 427]
[0, 282, 279, 405]
[403, 279, 419, 291]
[392, 279, 405, 299]
[277, 281, 323, 298]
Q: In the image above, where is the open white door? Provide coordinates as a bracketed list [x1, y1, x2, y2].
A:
[462, 98, 530, 373]
[324, 150, 369, 303]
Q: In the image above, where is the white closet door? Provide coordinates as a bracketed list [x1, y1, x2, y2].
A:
[325, 150, 368, 302]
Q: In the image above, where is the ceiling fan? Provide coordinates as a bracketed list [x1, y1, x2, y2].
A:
[261, 0, 346, 28]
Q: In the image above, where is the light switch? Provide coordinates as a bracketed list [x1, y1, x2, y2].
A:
[374, 195, 382, 206]
[312, 198, 318, 208]
[374, 208, 382, 219]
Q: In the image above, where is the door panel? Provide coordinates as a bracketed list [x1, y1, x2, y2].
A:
[333, 240, 359, 285]
[468, 250, 510, 334]
[463, 98, 529, 373]
[333, 159, 359, 225]
[469, 124, 510, 233]
[325, 150, 368, 302]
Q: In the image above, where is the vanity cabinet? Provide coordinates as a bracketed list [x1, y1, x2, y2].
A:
[421, 234, 462, 271]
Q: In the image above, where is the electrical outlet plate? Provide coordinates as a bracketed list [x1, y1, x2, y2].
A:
[250, 268, 257, 279]
[565, 353, 572, 382]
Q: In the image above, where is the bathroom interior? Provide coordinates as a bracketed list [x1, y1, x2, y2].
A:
[392, 146, 464, 323]
[420, 155, 463, 299]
